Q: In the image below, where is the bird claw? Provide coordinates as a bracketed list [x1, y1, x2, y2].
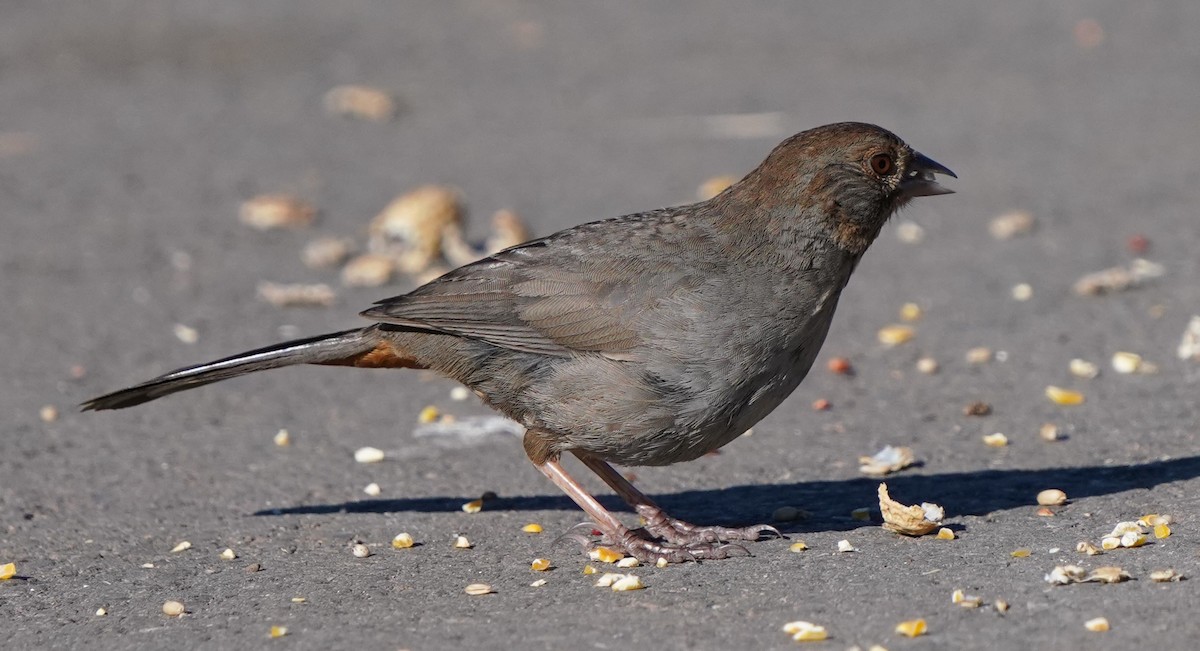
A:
[634, 504, 782, 545]
[553, 521, 757, 564]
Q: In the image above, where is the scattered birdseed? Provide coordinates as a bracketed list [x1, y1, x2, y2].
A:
[257, 281, 336, 308]
[1037, 489, 1067, 506]
[610, 575, 645, 592]
[363, 482, 381, 497]
[369, 186, 463, 273]
[1011, 549, 1031, 558]
[781, 620, 829, 642]
[899, 302, 923, 322]
[858, 445, 916, 477]
[391, 533, 415, 549]
[656, 558, 669, 568]
[461, 499, 483, 514]
[1149, 569, 1183, 582]
[354, 447, 385, 463]
[877, 324, 915, 346]
[837, 540, 858, 553]
[895, 618, 928, 638]
[173, 324, 199, 344]
[1088, 567, 1131, 584]
[965, 347, 993, 364]
[965, 401, 993, 417]
[878, 483, 942, 536]
[0, 562, 15, 580]
[915, 357, 940, 374]
[1100, 537, 1121, 551]
[1178, 316, 1200, 361]
[616, 557, 640, 569]
[464, 583, 494, 596]
[269, 626, 288, 639]
[341, 253, 395, 287]
[418, 406, 440, 424]
[1111, 351, 1153, 374]
[453, 536, 472, 549]
[1154, 524, 1171, 539]
[1076, 541, 1101, 555]
[1045, 386, 1085, 406]
[170, 541, 191, 553]
[582, 565, 597, 575]
[1138, 514, 1172, 527]
[994, 600, 1009, 613]
[951, 589, 982, 608]
[827, 357, 853, 374]
[521, 523, 543, 534]
[1084, 617, 1110, 632]
[450, 386, 471, 401]
[1011, 283, 1033, 301]
[351, 543, 372, 558]
[219, 548, 237, 561]
[141, 563, 155, 568]
[789, 541, 810, 552]
[38, 405, 58, 423]
[239, 195, 316, 231]
[162, 601, 186, 617]
[1073, 259, 1165, 295]
[988, 210, 1036, 239]
[895, 220, 925, 243]
[811, 398, 831, 411]
[696, 176, 738, 201]
[528, 578, 548, 588]
[1039, 423, 1063, 441]
[1120, 532, 1146, 548]
[594, 572, 623, 587]
[1045, 565, 1087, 585]
[1109, 521, 1143, 537]
[982, 433, 1009, 447]
[589, 547, 624, 563]
[323, 85, 397, 122]
[936, 528, 955, 540]
[1069, 359, 1100, 379]
[273, 429, 290, 447]
[95, 608, 107, 616]
[531, 558, 552, 571]
[301, 236, 356, 269]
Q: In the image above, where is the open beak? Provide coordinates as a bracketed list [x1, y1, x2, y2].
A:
[900, 151, 957, 198]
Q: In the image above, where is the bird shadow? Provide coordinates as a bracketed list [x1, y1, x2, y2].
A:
[254, 455, 1200, 533]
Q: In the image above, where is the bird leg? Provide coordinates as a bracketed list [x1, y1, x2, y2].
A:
[574, 452, 782, 545]
[534, 458, 748, 563]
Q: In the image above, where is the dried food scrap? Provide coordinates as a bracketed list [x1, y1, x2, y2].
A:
[1073, 258, 1164, 295]
[878, 483, 943, 536]
[369, 185, 463, 273]
[858, 445, 916, 477]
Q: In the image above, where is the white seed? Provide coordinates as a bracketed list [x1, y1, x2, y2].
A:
[1069, 359, 1100, 379]
[616, 557, 640, 568]
[351, 543, 371, 558]
[170, 541, 191, 553]
[1040, 423, 1062, 442]
[1011, 283, 1033, 301]
[594, 572, 624, 587]
[162, 600, 185, 617]
[95, 607, 107, 616]
[323, 85, 397, 122]
[982, 433, 1009, 447]
[273, 429, 291, 447]
[915, 357, 940, 374]
[530, 578, 547, 587]
[1178, 315, 1200, 361]
[1084, 617, 1110, 632]
[39, 405, 59, 423]
[219, 548, 237, 561]
[1150, 569, 1183, 582]
[257, 281, 336, 308]
[354, 447, 385, 463]
[301, 237, 355, 269]
[965, 347, 993, 364]
[363, 482, 381, 497]
[239, 195, 315, 230]
[453, 535, 472, 549]
[610, 574, 645, 591]
[1037, 489, 1067, 506]
[173, 324, 199, 344]
[1111, 351, 1143, 374]
[450, 386, 471, 401]
[464, 583, 494, 596]
[837, 539, 857, 553]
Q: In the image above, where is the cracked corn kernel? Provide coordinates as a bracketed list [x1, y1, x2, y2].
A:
[582, 565, 597, 575]
[453, 536, 472, 549]
[1138, 514, 1171, 527]
[610, 575, 645, 592]
[1088, 567, 1131, 584]
[291, 597, 306, 603]
[895, 619, 927, 637]
[269, 626, 288, 639]
[1069, 359, 1100, 379]
[1011, 283, 1033, 301]
[1154, 524, 1171, 539]
[1037, 489, 1067, 506]
[789, 541, 809, 552]
[418, 406, 440, 424]
[0, 562, 15, 580]
[982, 433, 1009, 447]
[171, 541, 192, 553]
[1084, 617, 1109, 632]
[1111, 352, 1142, 374]
[588, 547, 624, 563]
[877, 324, 915, 346]
[219, 548, 237, 561]
[521, 523, 543, 534]
[273, 429, 290, 447]
[354, 447, 385, 463]
[916, 357, 940, 374]
[594, 572, 623, 587]
[994, 600, 1009, 613]
[464, 583, 493, 596]
[95, 608, 107, 616]
[323, 85, 396, 122]
[782, 621, 829, 642]
[952, 589, 982, 608]
[363, 482, 382, 497]
[162, 601, 185, 617]
[837, 540, 857, 553]
[239, 195, 315, 231]
[530, 578, 547, 587]
[530, 558, 551, 571]
[1045, 386, 1085, 405]
[1120, 532, 1146, 548]
[1150, 569, 1183, 582]
[656, 558, 669, 568]
[616, 557, 640, 569]
[1011, 549, 1031, 558]
[1100, 537, 1121, 550]
[965, 347, 993, 364]
[1076, 541, 1101, 555]
[39, 405, 58, 423]
[391, 533, 414, 549]
[1109, 521, 1143, 536]
[900, 302, 923, 322]
[351, 543, 372, 558]
[937, 528, 955, 540]
[461, 499, 483, 514]
[1039, 423, 1062, 441]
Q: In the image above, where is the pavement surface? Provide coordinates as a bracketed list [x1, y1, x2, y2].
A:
[2, 1, 1199, 649]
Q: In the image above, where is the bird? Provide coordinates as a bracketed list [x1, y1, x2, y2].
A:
[83, 122, 955, 563]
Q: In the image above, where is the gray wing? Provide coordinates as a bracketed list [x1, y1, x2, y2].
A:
[360, 217, 689, 359]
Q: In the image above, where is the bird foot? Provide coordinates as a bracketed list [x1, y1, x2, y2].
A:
[635, 504, 782, 545]
[555, 520, 754, 563]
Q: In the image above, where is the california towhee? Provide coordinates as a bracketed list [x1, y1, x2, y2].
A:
[84, 122, 955, 562]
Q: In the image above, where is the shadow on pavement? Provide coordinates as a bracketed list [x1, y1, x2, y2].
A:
[254, 455, 1200, 533]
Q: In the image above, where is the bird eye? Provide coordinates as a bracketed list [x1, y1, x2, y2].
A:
[869, 153, 895, 176]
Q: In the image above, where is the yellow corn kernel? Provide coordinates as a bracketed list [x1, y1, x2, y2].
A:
[895, 618, 927, 637]
[582, 564, 597, 575]
[418, 405, 440, 423]
[1011, 548, 1031, 558]
[878, 324, 915, 346]
[789, 541, 809, 552]
[270, 626, 288, 638]
[0, 562, 15, 580]
[461, 499, 483, 513]
[391, 533, 415, 549]
[936, 528, 955, 540]
[1084, 617, 1109, 632]
[1045, 386, 1085, 405]
[521, 523, 543, 534]
[588, 547, 624, 563]
[530, 558, 551, 571]
[1154, 523, 1171, 539]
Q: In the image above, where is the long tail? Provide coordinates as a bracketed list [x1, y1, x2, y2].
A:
[81, 326, 421, 411]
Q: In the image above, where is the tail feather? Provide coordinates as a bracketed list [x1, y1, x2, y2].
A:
[82, 328, 388, 411]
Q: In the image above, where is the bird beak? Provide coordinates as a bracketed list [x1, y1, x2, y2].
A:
[900, 151, 957, 197]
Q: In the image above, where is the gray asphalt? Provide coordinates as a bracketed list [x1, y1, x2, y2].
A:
[3, 2, 1199, 649]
